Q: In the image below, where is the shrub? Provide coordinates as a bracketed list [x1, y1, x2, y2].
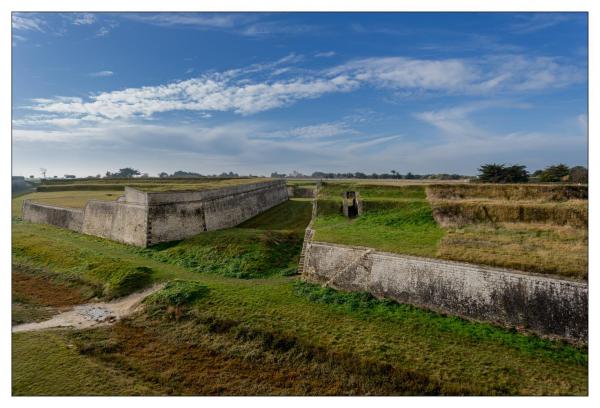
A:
[86, 261, 153, 298]
[540, 164, 571, 183]
[146, 280, 209, 307]
[477, 163, 529, 183]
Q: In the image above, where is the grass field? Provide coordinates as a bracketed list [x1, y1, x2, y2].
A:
[311, 182, 587, 279]
[12, 190, 123, 217]
[11, 192, 588, 395]
[36, 177, 269, 192]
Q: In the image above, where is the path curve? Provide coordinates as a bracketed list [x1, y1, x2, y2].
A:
[12, 284, 164, 333]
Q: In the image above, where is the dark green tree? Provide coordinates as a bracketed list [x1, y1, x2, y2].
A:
[569, 166, 588, 184]
[539, 164, 570, 182]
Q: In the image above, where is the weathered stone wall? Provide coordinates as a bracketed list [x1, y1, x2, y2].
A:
[22, 180, 288, 247]
[146, 180, 289, 244]
[81, 200, 148, 247]
[304, 241, 588, 342]
[21, 200, 84, 232]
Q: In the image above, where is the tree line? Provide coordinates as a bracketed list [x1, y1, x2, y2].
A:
[478, 163, 587, 183]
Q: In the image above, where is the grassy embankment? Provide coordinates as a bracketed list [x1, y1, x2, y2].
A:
[12, 193, 587, 395]
[313, 184, 445, 257]
[311, 182, 587, 279]
[427, 184, 588, 280]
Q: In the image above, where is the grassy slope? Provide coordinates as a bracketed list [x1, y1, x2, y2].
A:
[313, 184, 445, 257]
[12, 196, 587, 395]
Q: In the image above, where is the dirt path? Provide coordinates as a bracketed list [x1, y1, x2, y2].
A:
[12, 284, 163, 333]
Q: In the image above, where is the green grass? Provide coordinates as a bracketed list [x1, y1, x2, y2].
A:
[313, 184, 445, 257]
[136, 228, 302, 279]
[11, 218, 588, 395]
[11, 192, 588, 395]
[13, 330, 159, 396]
[238, 199, 312, 232]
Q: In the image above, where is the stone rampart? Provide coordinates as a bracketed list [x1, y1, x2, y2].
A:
[303, 241, 587, 342]
[22, 179, 289, 247]
[21, 201, 84, 232]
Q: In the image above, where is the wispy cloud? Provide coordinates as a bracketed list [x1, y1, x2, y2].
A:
[510, 13, 575, 34]
[17, 54, 585, 129]
[315, 51, 336, 58]
[12, 13, 45, 32]
[124, 13, 251, 29]
[72, 13, 96, 25]
[89, 70, 114, 77]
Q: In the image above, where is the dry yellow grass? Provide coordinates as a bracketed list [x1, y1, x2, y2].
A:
[437, 223, 587, 280]
[12, 191, 123, 217]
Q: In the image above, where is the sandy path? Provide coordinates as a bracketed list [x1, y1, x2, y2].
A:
[12, 284, 164, 333]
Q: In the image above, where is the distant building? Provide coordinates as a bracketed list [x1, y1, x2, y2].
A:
[64, 174, 76, 179]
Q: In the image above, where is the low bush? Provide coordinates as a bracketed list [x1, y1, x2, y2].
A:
[145, 280, 209, 307]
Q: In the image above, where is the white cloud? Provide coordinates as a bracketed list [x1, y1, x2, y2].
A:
[510, 13, 575, 34]
[315, 51, 336, 58]
[72, 13, 96, 25]
[12, 14, 44, 31]
[89, 70, 114, 77]
[96, 26, 111, 37]
[19, 54, 585, 126]
[124, 13, 248, 29]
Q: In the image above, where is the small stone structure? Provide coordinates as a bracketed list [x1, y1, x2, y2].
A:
[22, 179, 288, 247]
[342, 191, 362, 218]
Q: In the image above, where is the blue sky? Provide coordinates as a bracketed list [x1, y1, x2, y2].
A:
[12, 12, 588, 177]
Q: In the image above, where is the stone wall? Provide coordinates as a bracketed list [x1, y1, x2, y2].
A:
[303, 240, 588, 342]
[21, 201, 84, 232]
[22, 179, 288, 247]
[81, 200, 148, 247]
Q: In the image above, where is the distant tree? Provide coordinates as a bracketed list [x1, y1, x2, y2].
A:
[40, 168, 47, 179]
[64, 174, 76, 179]
[270, 172, 286, 178]
[405, 172, 416, 179]
[110, 167, 141, 178]
[504, 165, 529, 182]
[569, 166, 588, 184]
[539, 164, 570, 182]
[158, 172, 169, 178]
[478, 163, 505, 183]
[531, 169, 543, 177]
[95, 174, 101, 178]
[29, 175, 34, 179]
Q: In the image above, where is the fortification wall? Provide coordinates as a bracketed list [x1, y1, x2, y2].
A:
[22, 180, 288, 247]
[304, 241, 587, 342]
[146, 180, 289, 244]
[21, 201, 84, 232]
[81, 201, 148, 247]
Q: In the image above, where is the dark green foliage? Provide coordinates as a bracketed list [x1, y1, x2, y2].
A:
[145, 280, 209, 307]
[478, 163, 529, 183]
[569, 166, 588, 184]
[539, 164, 571, 182]
[87, 263, 153, 298]
[138, 229, 302, 279]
